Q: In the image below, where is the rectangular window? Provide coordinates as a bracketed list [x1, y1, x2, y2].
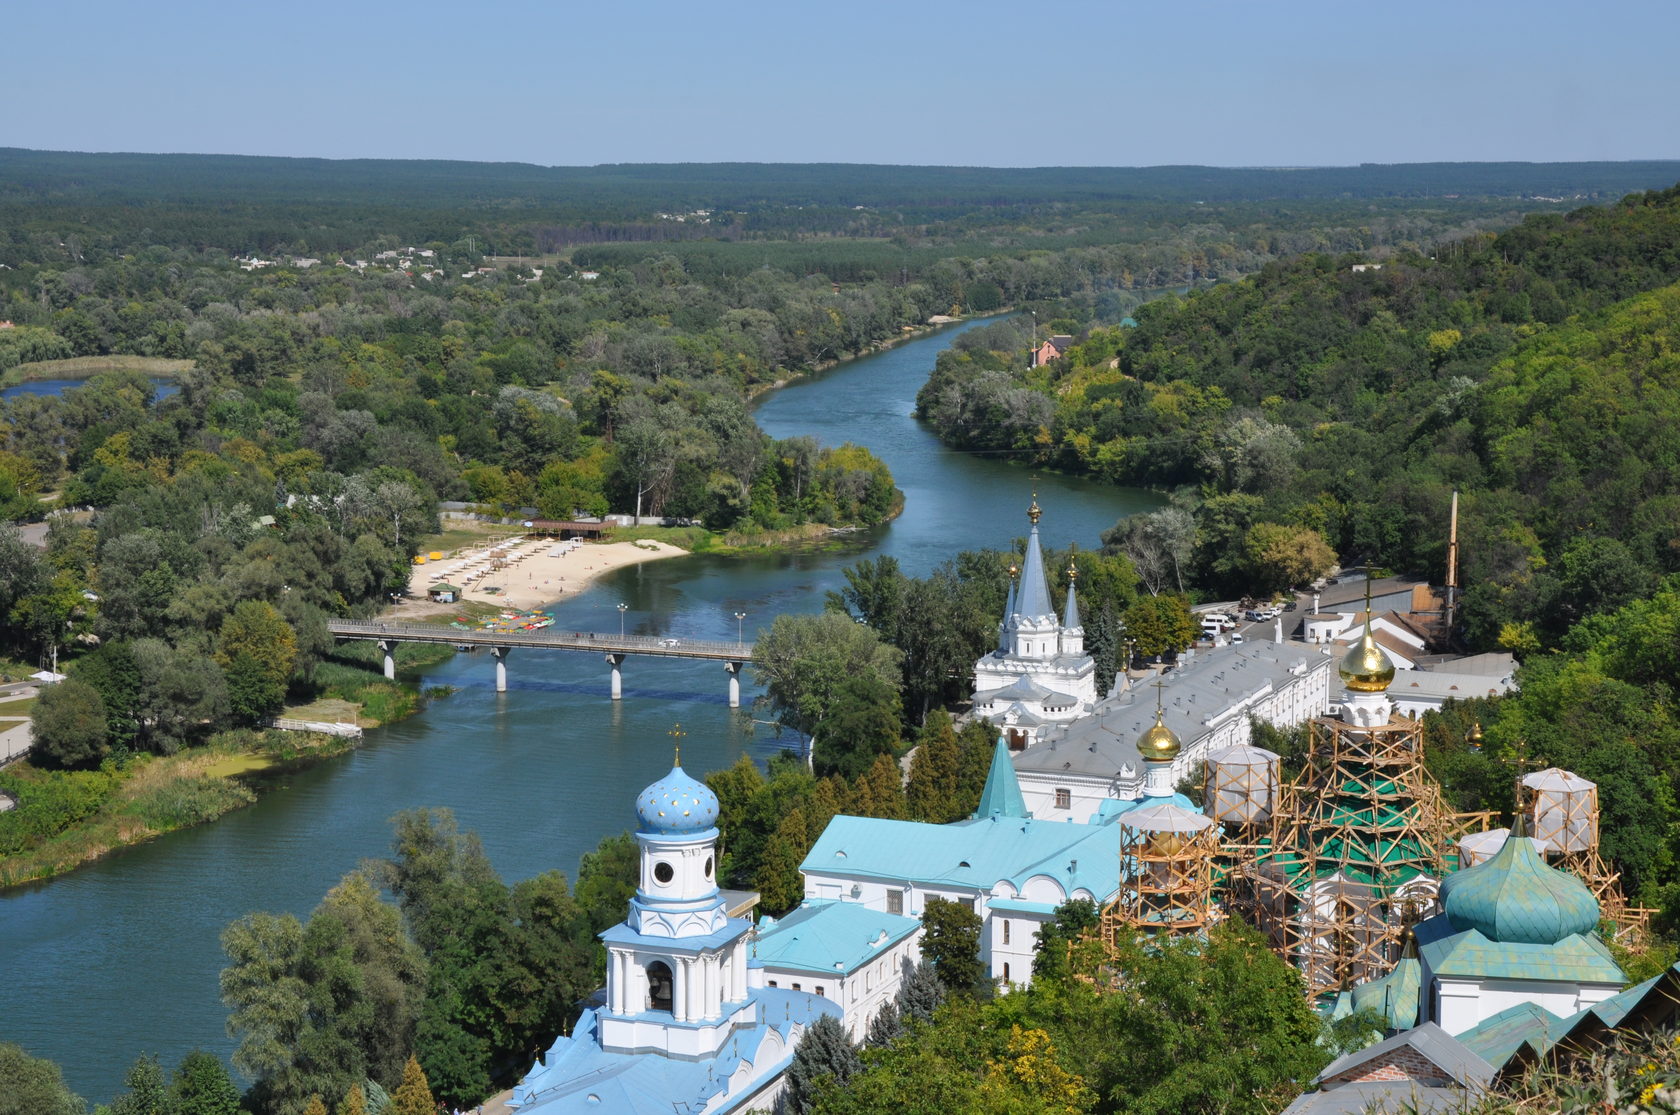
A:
[963, 897, 976, 912]
[1002, 920, 1011, 945]
[816, 986, 825, 997]
[1055, 788, 1071, 810]
[792, 983, 802, 992]
[887, 890, 903, 915]
[768, 979, 778, 987]
[1003, 962, 1011, 983]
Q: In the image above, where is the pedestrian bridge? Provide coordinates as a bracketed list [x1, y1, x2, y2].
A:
[326, 620, 756, 705]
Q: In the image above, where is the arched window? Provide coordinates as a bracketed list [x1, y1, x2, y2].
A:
[646, 961, 674, 1014]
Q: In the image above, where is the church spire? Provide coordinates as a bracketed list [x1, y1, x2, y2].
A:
[1063, 560, 1082, 631]
[1014, 495, 1055, 621]
[974, 734, 1031, 820]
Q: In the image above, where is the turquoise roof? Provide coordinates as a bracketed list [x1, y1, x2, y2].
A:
[1349, 954, 1422, 1031]
[803, 814, 1119, 903]
[1456, 1002, 1569, 1068]
[635, 764, 719, 835]
[1414, 913, 1625, 985]
[753, 900, 920, 976]
[510, 988, 839, 1115]
[1439, 827, 1598, 945]
[974, 736, 1031, 820]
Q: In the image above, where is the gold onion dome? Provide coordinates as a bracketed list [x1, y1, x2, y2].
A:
[1339, 623, 1396, 693]
[1137, 708, 1182, 763]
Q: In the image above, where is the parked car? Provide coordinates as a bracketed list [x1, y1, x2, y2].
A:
[1231, 632, 1245, 644]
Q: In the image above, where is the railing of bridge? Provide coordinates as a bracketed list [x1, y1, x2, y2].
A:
[327, 620, 754, 661]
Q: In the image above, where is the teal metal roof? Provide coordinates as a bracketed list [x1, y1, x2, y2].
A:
[974, 736, 1031, 820]
[1350, 955, 1422, 1031]
[1456, 1002, 1569, 1069]
[1439, 829, 1598, 945]
[803, 814, 1120, 902]
[1414, 914, 1625, 985]
[752, 900, 919, 976]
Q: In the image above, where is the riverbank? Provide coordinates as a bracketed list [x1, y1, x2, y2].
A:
[746, 311, 1003, 402]
[0, 728, 359, 889]
[1, 355, 193, 389]
[390, 537, 689, 619]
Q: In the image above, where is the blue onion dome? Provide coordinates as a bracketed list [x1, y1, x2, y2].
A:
[635, 764, 720, 835]
[1439, 829, 1599, 944]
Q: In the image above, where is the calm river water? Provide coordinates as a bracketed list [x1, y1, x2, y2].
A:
[1, 317, 1160, 1102]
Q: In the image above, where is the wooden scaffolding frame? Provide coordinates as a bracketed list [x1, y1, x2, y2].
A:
[1101, 818, 1220, 946]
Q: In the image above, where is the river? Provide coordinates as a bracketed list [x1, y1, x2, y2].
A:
[0, 317, 1161, 1103]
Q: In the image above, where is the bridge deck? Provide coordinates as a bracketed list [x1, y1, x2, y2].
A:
[327, 620, 753, 662]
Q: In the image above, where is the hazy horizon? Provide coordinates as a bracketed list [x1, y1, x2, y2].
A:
[10, 0, 1677, 169]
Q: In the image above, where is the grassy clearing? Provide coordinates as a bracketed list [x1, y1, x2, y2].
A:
[0, 696, 38, 718]
[2, 355, 194, 387]
[605, 524, 717, 552]
[0, 728, 363, 887]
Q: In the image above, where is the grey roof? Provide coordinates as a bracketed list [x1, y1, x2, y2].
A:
[1315, 1021, 1495, 1090]
[1390, 669, 1512, 701]
[1015, 641, 1332, 780]
[1013, 524, 1055, 621]
[1422, 652, 1518, 679]
[1280, 1080, 1472, 1115]
[1315, 576, 1426, 611]
[1063, 579, 1081, 630]
[976, 675, 1079, 705]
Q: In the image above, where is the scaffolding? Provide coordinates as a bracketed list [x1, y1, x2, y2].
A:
[1223, 714, 1470, 997]
[1101, 801, 1219, 946]
[1519, 768, 1651, 940]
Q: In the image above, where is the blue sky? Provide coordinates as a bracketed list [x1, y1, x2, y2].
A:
[11, 0, 1677, 167]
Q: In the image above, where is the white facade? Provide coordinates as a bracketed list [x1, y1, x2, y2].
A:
[758, 930, 920, 1042]
[1016, 644, 1334, 821]
[1432, 977, 1622, 1037]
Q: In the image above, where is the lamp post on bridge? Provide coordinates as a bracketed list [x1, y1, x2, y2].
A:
[617, 602, 628, 638]
[734, 611, 746, 648]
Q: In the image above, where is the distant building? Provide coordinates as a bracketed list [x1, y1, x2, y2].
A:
[1013, 639, 1334, 820]
[1032, 334, 1074, 366]
[970, 499, 1098, 748]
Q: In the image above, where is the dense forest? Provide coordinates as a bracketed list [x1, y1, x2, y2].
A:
[919, 184, 1680, 648]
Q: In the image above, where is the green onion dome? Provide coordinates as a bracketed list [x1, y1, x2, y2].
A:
[1439, 830, 1599, 945]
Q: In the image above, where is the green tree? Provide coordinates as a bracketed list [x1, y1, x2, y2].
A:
[1122, 594, 1198, 658]
[0, 1044, 84, 1115]
[752, 611, 902, 763]
[30, 677, 109, 769]
[921, 897, 985, 997]
[1031, 899, 1100, 984]
[336, 1083, 367, 1115]
[170, 1051, 244, 1115]
[786, 1014, 861, 1115]
[214, 601, 297, 724]
[389, 1057, 434, 1115]
[906, 712, 961, 823]
[755, 806, 810, 915]
[895, 960, 945, 1024]
[111, 1054, 168, 1115]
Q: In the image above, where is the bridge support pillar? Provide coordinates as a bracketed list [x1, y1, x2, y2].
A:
[725, 661, 742, 709]
[607, 654, 625, 701]
[378, 641, 395, 681]
[491, 647, 510, 693]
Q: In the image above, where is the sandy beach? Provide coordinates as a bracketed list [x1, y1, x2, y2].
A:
[389, 536, 688, 620]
